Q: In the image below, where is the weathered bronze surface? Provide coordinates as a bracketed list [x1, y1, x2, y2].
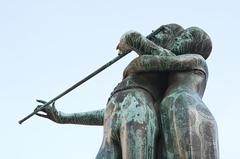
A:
[35, 24, 219, 159]
[18, 26, 166, 124]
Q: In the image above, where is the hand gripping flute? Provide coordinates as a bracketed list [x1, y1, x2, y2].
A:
[18, 27, 162, 124]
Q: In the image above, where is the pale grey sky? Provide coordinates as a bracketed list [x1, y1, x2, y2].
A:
[1, 0, 239, 158]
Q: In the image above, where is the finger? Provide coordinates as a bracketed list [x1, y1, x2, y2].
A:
[52, 101, 56, 109]
[36, 113, 48, 118]
[35, 105, 47, 113]
[34, 105, 42, 111]
[116, 44, 119, 50]
[36, 99, 47, 104]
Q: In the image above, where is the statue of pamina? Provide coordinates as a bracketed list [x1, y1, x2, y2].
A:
[35, 24, 219, 159]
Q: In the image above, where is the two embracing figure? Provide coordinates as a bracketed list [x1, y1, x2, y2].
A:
[36, 24, 219, 159]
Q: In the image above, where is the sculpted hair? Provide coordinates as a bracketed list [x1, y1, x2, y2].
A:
[187, 27, 212, 59]
[167, 23, 184, 37]
[149, 23, 184, 49]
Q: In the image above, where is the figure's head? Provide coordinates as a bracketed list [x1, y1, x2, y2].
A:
[171, 27, 212, 59]
[148, 23, 184, 49]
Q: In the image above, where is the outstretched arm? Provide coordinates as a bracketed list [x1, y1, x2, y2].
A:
[54, 109, 104, 125]
[36, 100, 104, 126]
[117, 31, 174, 56]
[123, 54, 208, 78]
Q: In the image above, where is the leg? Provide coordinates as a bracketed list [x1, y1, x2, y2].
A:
[96, 97, 122, 159]
[96, 137, 121, 159]
[160, 93, 219, 159]
[196, 102, 219, 159]
[160, 94, 191, 158]
[119, 90, 158, 159]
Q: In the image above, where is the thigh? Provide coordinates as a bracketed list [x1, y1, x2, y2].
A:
[159, 93, 219, 159]
[196, 102, 219, 159]
[119, 89, 158, 159]
[159, 94, 195, 158]
[96, 95, 122, 159]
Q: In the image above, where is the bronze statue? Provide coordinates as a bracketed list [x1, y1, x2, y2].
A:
[123, 27, 219, 158]
[34, 24, 219, 159]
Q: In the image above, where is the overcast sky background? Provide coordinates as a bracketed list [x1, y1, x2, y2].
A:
[1, 0, 240, 158]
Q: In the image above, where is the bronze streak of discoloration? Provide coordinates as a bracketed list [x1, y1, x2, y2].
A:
[97, 88, 159, 159]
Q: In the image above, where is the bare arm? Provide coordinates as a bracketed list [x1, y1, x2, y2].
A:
[36, 100, 104, 126]
[117, 31, 174, 56]
[54, 109, 104, 125]
[123, 54, 208, 78]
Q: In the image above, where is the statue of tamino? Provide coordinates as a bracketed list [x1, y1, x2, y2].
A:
[36, 24, 219, 159]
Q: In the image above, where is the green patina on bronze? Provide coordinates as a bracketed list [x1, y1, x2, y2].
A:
[35, 24, 219, 159]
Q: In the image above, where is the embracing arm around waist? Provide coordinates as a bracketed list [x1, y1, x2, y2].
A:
[123, 54, 208, 78]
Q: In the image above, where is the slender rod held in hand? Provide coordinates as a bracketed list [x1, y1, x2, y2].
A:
[18, 53, 128, 124]
[18, 28, 162, 124]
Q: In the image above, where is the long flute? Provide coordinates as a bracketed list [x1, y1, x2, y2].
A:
[18, 27, 162, 124]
